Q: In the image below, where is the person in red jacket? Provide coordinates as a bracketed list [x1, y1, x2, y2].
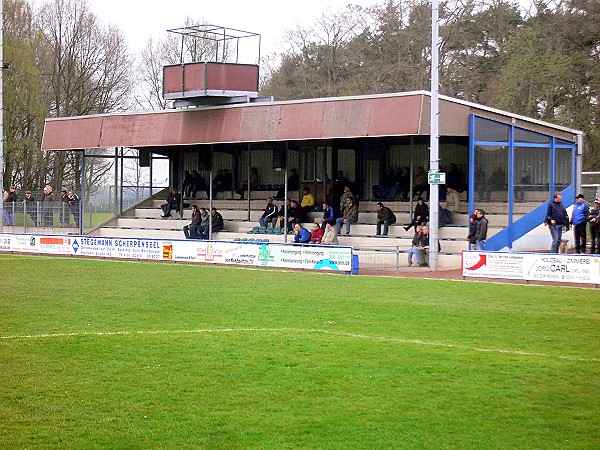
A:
[309, 223, 324, 243]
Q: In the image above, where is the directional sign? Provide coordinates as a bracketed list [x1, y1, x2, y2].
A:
[428, 172, 446, 185]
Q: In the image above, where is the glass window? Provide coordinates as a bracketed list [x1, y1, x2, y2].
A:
[514, 128, 551, 144]
[474, 145, 508, 226]
[513, 146, 549, 204]
[554, 147, 573, 192]
[474, 117, 509, 142]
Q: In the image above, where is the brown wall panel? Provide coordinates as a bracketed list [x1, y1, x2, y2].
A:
[367, 96, 422, 136]
[278, 102, 326, 140]
[42, 117, 103, 150]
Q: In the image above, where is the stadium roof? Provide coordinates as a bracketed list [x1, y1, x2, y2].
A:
[41, 91, 582, 152]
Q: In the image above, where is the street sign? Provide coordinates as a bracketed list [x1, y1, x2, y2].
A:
[428, 172, 446, 185]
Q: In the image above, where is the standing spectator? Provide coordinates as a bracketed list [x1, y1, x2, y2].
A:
[67, 190, 80, 227]
[60, 188, 69, 226]
[209, 207, 224, 236]
[466, 211, 478, 250]
[23, 190, 37, 226]
[407, 225, 424, 266]
[588, 198, 600, 254]
[571, 193, 590, 254]
[259, 197, 278, 228]
[545, 192, 570, 253]
[3, 186, 17, 225]
[42, 185, 55, 227]
[474, 209, 489, 250]
[309, 223, 324, 243]
[183, 205, 201, 239]
[321, 221, 339, 245]
[161, 187, 181, 218]
[182, 170, 193, 198]
[375, 202, 396, 236]
[336, 196, 359, 235]
[2, 188, 8, 225]
[404, 197, 429, 232]
[293, 223, 310, 243]
[300, 187, 315, 213]
[321, 202, 335, 230]
[339, 184, 355, 216]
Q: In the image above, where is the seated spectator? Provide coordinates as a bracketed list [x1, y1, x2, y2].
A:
[321, 221, 339, 245]
[189, 170, 208, 199]
[294, 223, 311, 243]
[444, 186, 460, 218]
[183, 205, 201, 239]
[291, 199, 306, 224]
[487, 166, 506, 200]
[161, 187, 181, 218]
[275, 169, 300, 200]
[198, 207, 210, 239]
[376, 166, 397, 200]
[309, 223, 324, 244]
[339, 184, 355, 215]
[259, 197, 278, 228]
[321, 202, 335, 230]
[236, 167, 259, 198]
[438, 204, 452, 227]
[412, 166, 428, 200]
[210, 207, 224, 235]
[336, 196, 359, 235]
[407, 225, 424, 266]
[404, 197, 429, 232]
[212, 169, 227, 193]
[300, 187, 316, 213]
[445, 163, 463, 192]
[418, 225, 441, 267]
[286, 200, 300, 233]
[514, 170, 531, 202]
[396, 166, 410, 201]
[375, 202, 396, 236]
[273, 199, 290, 229]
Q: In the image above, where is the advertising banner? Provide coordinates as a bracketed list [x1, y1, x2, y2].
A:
[462, 250, 600, 285]
[0, 234, 353, 273]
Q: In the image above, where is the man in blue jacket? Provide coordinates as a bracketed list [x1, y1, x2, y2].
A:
[320, 202, 335, 230]
[571, 193, 590, 253]
[293, 224, 311, 243]
[546, 192, 569, 253]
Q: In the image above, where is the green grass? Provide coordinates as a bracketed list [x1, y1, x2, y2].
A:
[0, 254, 598, 449]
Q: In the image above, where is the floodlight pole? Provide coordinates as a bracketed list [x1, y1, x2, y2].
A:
[429, 0, 440, 271]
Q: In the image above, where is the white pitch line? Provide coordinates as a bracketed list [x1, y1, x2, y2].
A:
[1, 327, 598, 363]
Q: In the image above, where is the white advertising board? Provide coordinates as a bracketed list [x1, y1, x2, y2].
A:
[462, 250, 600, 285]
[0, 234, 353, 273]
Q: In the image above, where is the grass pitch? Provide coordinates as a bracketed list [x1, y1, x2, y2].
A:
[0, 254, 598, 449]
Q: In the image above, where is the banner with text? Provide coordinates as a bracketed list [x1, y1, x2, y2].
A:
[0, 234, 353, 272]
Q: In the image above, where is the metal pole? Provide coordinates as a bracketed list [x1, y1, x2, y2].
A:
[119, 148, 124, 214]
[429, 0, 440, 271]
[208, 145, 213, 240]
[114, 148, 119, 216]
[246, 144, 251, 221]
[0, 0, 4, 234]
[79, 151, 85, 234]
[283, 143, 289, 243]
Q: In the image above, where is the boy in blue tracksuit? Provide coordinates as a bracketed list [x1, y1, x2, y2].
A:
[571, 193, 590, 253]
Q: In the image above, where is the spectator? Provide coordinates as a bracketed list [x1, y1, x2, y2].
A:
[321, 221, 339, 245]
[407, 225, 424, 266]
[60, 188, 69, 226]
[321, 202, 335, 230]
[404, 197, 429, 232]
[309, 223, 324, 244]
[3, 186, 17, 226]
[259, 197, 278, 228]
[545, 192, 569, 253]
[285, 199, 299, 233]
[182, 170, 192, 198]
[212, 169, 226, 193]
[183, 205, 201, 239]
[237, 167, 259, 199]
[198, 208, 210, 239]
[474, 209, 489, 251]
[301, 187, 315, 211]
[273, 199, 290, 229]
[376, 166, 397, 200]
[339, 184, 355, 215]
[189, 170, 208, 200]
[487, 166, 506, 200]
[161, 187, 181, 218]
[474, 166, 486, 201]
[588, 198, 600, 254]
[336, 196, 359, 235]
[291, 199, 306, 224]
[293, 223, 310, 243]
[445, 163, 463, 192]
[275, 169, 299, 200]
[438, 204, 452, 227]
[375, 202, 396, 236]
[412, 166, 428, 200]
[209, 207, 224, 236]
[67, 190, 80, 227]
[466, 212, 478, 250]
[571, 193, 590, 254]
[514, 170, 531, 202]
[42, 185, 55, 227]
[418, 225, 431, 267]
[443, 186, 461, 221]
[23, 190, 37, 226]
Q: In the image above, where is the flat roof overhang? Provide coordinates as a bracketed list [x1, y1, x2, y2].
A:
[41, 91, 582, 152]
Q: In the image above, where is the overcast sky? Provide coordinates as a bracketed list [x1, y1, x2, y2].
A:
[77, 0, 383, 59]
